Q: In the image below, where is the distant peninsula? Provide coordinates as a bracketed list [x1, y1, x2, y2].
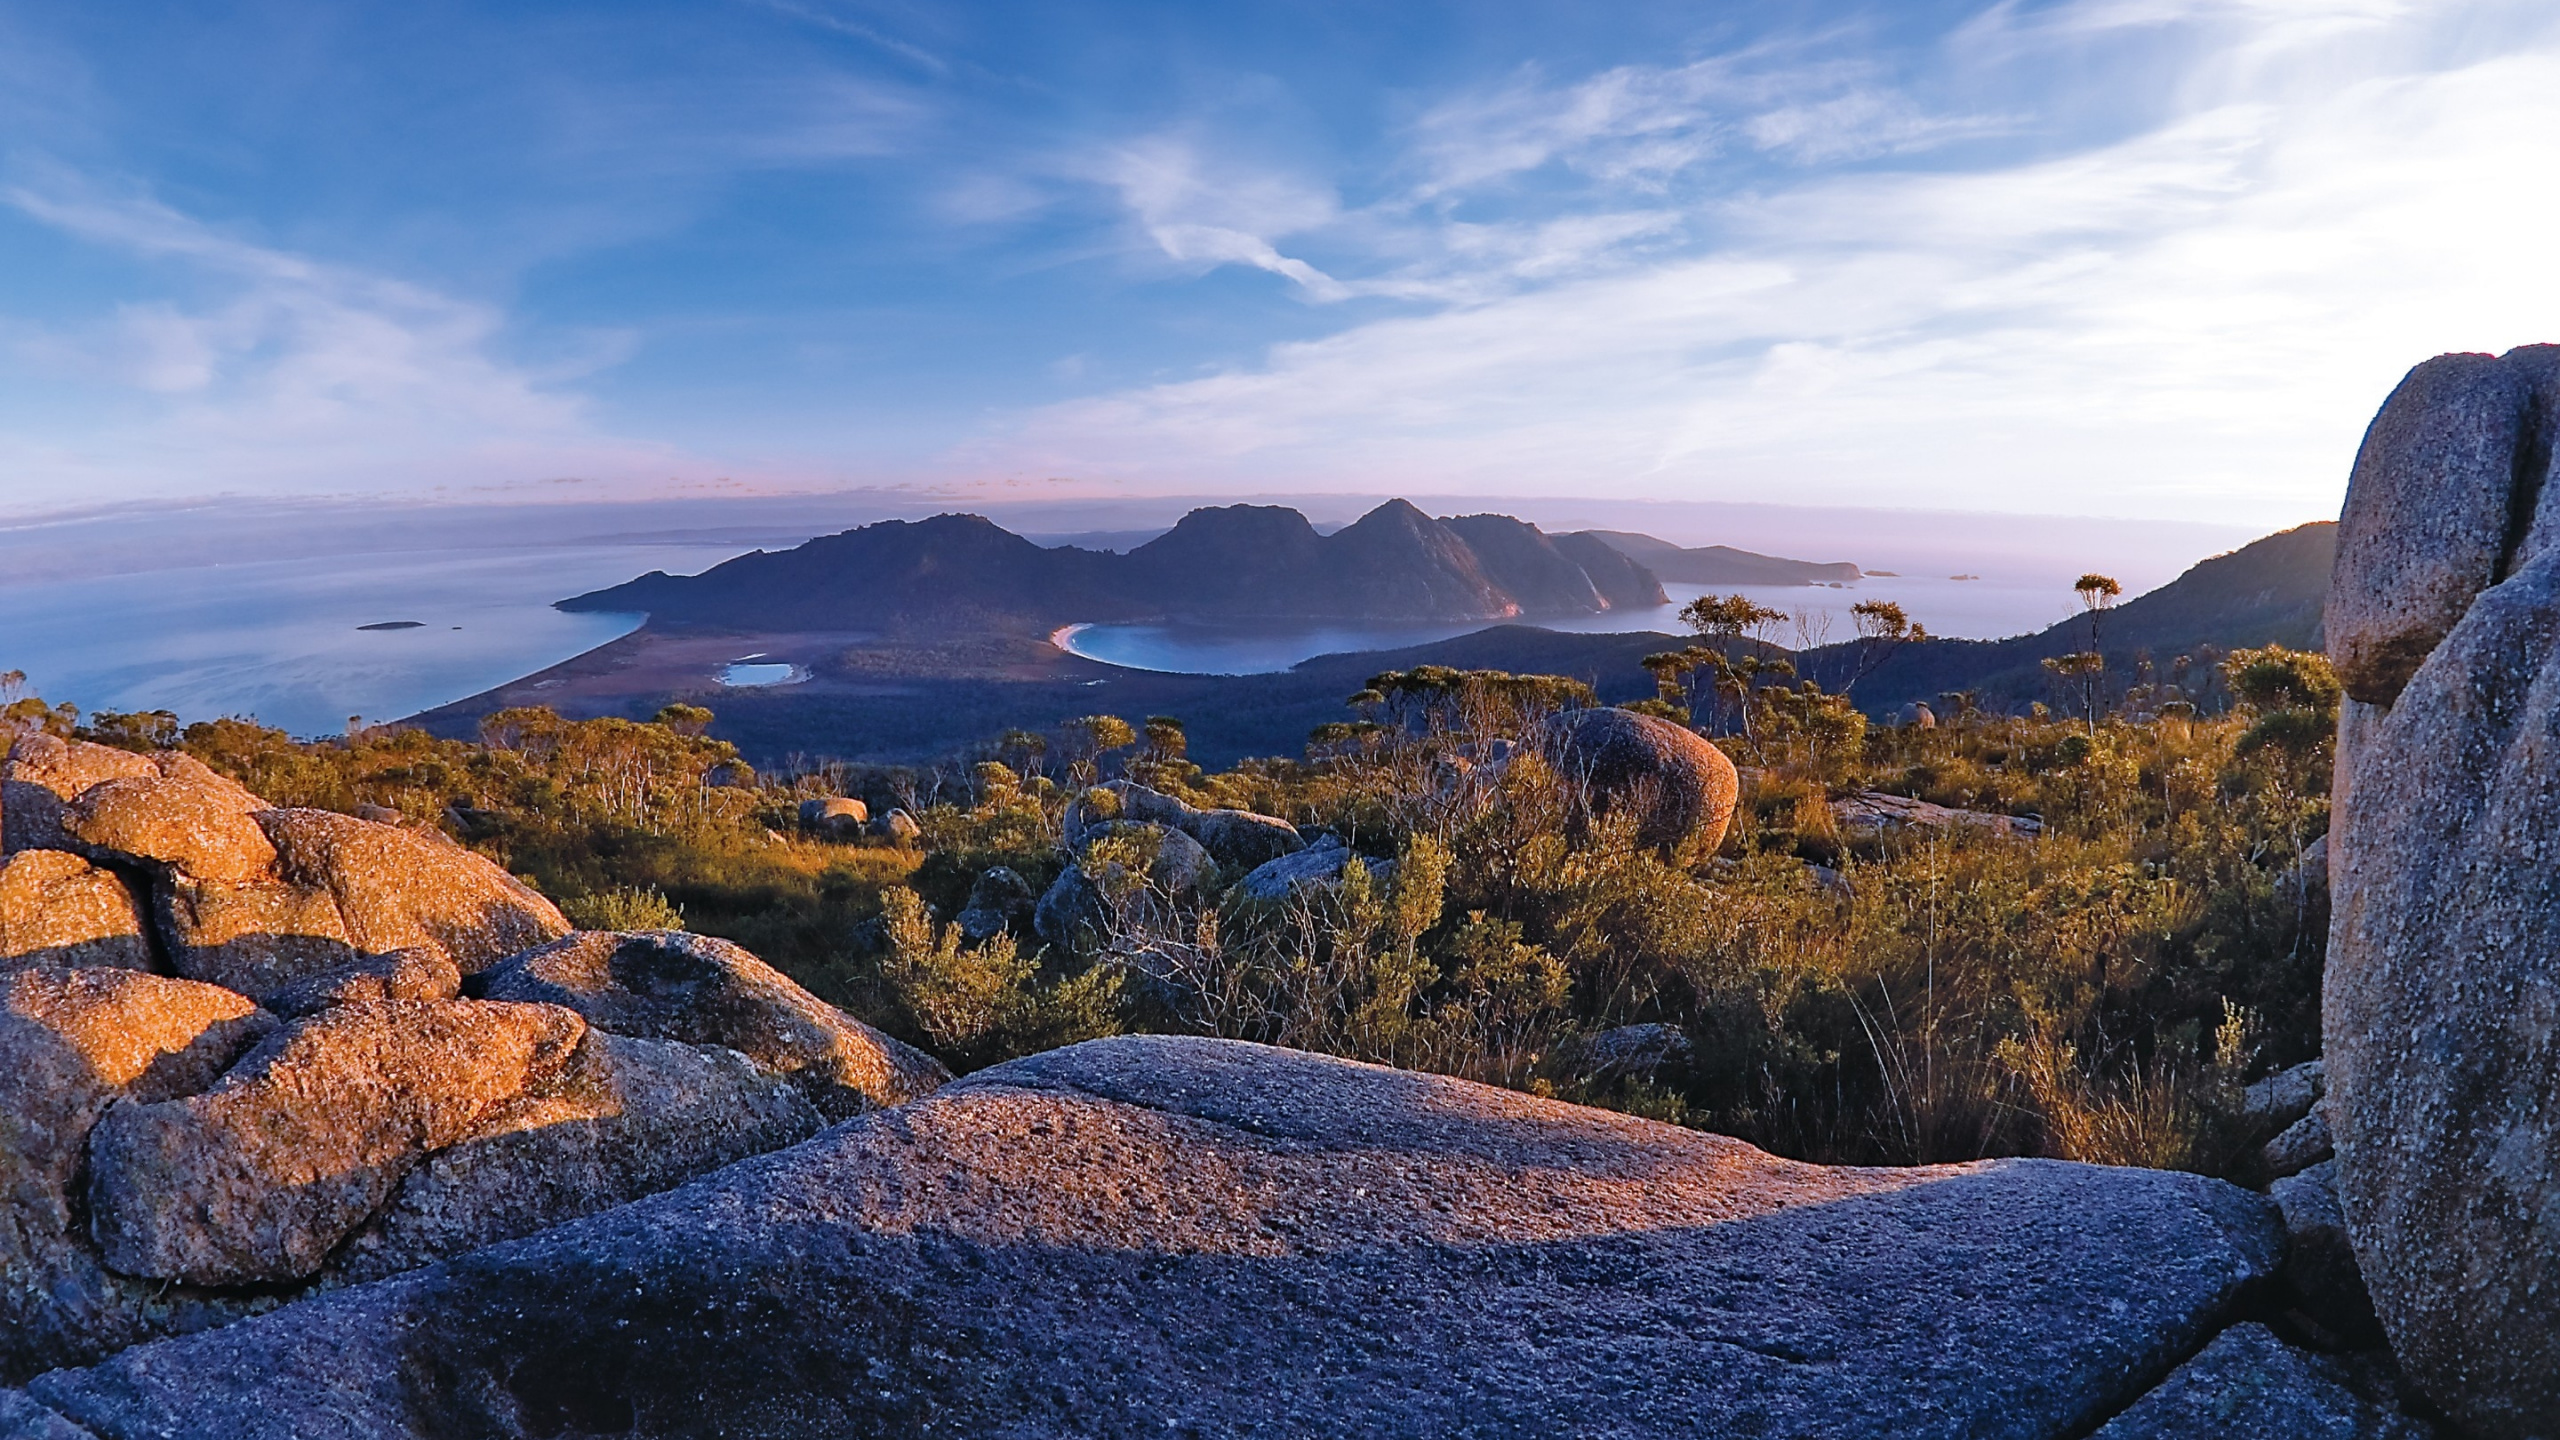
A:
[556, 500, 1858, 631]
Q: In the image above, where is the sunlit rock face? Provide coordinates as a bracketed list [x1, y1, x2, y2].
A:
[2325, 342, 2560, 1438]
[9, 1036, 2285, 1440]
[0, 745, 923, 1385]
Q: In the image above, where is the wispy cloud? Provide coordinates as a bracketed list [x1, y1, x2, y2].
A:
[744, 0, 952, 76]
[0, 174, 675, 498]
[969, 2, 2560, 526]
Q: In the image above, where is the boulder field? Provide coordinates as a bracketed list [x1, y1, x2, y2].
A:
[2323, 343, 2560, 1438]
[0, 735, 947, 1381]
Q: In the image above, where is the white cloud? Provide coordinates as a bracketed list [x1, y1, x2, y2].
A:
[0, 177, 677, 503]
[967, 2, 2560, 528]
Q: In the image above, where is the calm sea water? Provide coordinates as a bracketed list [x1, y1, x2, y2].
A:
[0, 543, 749, 738]
[1059, 573, 2080, 676]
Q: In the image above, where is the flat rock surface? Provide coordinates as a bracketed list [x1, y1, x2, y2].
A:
[2090, 1324, 2431, 1439]
[476, 929, 948, 1118]
[22, 1036, 2279, 1440]
[85, 999, 586, 1285]
[1832, 791, 2044, 839]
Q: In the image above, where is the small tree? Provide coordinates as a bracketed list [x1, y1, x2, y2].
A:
[1060, 714, 1136, 785]
[1846, 599, 1927, 697]
[653, 703, 714, 738]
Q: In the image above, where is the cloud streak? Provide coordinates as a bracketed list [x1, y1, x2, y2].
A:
[0, 175, 676, 500]
[970, 1, 2560, 526]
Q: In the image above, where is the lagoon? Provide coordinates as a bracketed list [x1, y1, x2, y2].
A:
[1057, 572, 2079, 676]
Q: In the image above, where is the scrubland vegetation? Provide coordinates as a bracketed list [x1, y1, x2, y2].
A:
[2, 630, 2338, 1180]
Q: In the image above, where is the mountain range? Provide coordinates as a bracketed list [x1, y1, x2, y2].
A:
[557, 500, 1857, 630]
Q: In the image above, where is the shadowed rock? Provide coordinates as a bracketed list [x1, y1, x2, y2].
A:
[1063, 781, 1304, 869]
[0, 1389, 95, 1438]
[475, 930, 948, 1119]
[330, 1031, 821, 1284]
[0, 970, 275, 1380]
[11, 1036, 2280, 1440]
[1542, 707, 1740, 858]
[2240, 1058, 2324, 1137]
[2089, 1323, 2431, 1439]
[2326, 543, 2560, 1437]
[0, 738, 156, 857]
[0, 853, 152, 973]
[86, 999, 586, 1286]
[865, 808, 921, 845]
[1235, 832, 1361, 902]
[259, 809, 569, 971]
[62, 775, 271, 883]
[151, 875, 356, 999]
[794, 796, 866, 838]
[1035, 821, 1218, 951]
[2325, 344, 2560, 705]
[952, 865, 1036, 942]
[2262, 1105, 2333, 1181]
[2270, 1161, 2380, 1346]
[261, 948, 463, 1020]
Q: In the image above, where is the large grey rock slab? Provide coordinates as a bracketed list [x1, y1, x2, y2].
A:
[22, 1036, 2280, 1439]
[2091, 1324, 2431, 1439]
[86, 999, 586, 1286]
[2325, 344, 2560, 705]
[0, 853, 152, 974]
[474, 929, 948, 1119]
[1542, 707, 1740, 858]
[330, 1031, 820, 1284]
[0, 969, 275, 1381]
[2326, 541, 2560, 1437]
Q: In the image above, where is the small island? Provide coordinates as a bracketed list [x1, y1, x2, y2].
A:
[356, 621, 426, 631]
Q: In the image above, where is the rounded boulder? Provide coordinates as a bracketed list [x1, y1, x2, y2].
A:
[1541, 708, 1739, 859]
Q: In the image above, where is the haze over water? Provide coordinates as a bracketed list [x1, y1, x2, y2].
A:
[1059, 573, 2078, 677]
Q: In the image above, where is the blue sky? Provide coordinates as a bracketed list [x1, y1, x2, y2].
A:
[3, 0, 2557, 527]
